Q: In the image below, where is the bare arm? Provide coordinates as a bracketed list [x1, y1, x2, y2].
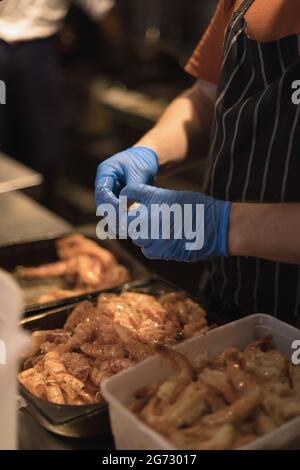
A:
[228, 203, 300, 264]
[135, 79, 217, 168]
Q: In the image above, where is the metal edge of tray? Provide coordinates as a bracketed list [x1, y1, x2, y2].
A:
[21, 392, 111, 439]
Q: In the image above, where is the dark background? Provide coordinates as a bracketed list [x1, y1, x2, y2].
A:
[13, 0, 218, 293]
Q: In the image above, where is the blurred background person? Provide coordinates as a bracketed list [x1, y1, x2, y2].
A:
[0, 0, 115, 202]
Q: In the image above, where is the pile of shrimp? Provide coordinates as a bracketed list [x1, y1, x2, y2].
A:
[130, 338, 300, 450]
[18, 291, 208, 406]
[16, 234, 130, 303]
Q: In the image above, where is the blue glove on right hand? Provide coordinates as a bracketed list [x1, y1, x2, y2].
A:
[121, 183, 231, 262]
[95, 146, 159, 209]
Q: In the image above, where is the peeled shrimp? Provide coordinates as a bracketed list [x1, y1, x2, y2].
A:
[201, 387, 261, 426]
[56, 233, 116, 269]
[80, 342, 125, 360]
[46, 383, 65, 404]
[288, 364, 300, 391]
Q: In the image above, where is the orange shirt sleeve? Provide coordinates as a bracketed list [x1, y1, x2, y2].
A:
[185, 0, 234, 85]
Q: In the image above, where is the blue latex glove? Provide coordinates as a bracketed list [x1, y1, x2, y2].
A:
[120, 184, 231, 262]
[95, 146, 159, 209]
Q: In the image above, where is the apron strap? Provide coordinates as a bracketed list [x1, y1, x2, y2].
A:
[226, 0, 255, 45]
[235, 0, 256, 17]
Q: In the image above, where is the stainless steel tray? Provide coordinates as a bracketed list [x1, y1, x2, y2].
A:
[0, 233, 152, 317]
[19, 278, 221, 438]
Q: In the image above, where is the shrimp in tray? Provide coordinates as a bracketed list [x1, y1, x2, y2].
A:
[16, 233, 130, 304]
[19, 290, 209, 406]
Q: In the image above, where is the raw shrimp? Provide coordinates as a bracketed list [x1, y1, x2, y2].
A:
[201, 388, 261, 426]
[159, 292, 206, 325]
[76, 255, 103, 287]
[144, 381, 210, 431]
[18, 369, 46, 399]
[58, 374, 85, 402]
[89, 365, 112, 388]
[64, 301, 96, 331]
[56, 234, 116, 269]
[288, 364, 300, 391]
[140, 346, 195, 425]
[254, 410, 276, 435]
[186, 424, 236, 450]
[231, 434, 257, 449]
[262, 390, 300, 424]
[223, 350, 258, 393]
[112, 293, 167, 345]
[46, 383, 65, 404]
[23, 329, 71, 357]
[90, 358, 134, 387]
[19, 291, 209, 406]
[242, 349, 288, 383]
[183, 321, 209, 339]
[170, 423, 236, 451]
[61, 352, 91, 381]
[80, 342, 125, 360]
[155, 345, 195, 402]
[17, 234, 131, 304]
[98, 265, 130, 290]
[16, 259, 75, 279]
[199, 368, 238, 404]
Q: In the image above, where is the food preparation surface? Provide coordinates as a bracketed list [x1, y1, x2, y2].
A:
[0, 153, 42, 194]
[18, 408, 114, 450]
[0, 191, 72, 246]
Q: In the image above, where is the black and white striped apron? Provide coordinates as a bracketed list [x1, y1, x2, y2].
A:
[198, 0, 300, 326]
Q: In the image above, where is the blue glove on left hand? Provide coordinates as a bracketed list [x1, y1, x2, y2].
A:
[120, 184, 231, 262]
[95, 146, 158, 209]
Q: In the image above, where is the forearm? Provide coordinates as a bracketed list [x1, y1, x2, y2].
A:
[228, 203, 300, 264]
[135, 80, 216, 167]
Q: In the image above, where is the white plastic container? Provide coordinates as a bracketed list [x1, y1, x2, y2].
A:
[0, 269, 26, 450]
[102, 314, 300, 450]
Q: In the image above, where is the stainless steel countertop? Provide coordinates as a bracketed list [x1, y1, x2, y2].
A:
[18, 408, 114, 450]
[0, 153, 43, 194]
[0, 191, 72, 246]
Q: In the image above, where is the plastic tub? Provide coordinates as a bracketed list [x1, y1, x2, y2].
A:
[0, 269, 26, 449]
[102, 314, 300, 450]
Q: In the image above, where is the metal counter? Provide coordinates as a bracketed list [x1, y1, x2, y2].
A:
[0, 191, 72, 246]
[0, 153, 42, 194]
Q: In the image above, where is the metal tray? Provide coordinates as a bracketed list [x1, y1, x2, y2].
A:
[18, 278, 221, 439]
[0, 233, 152, 317]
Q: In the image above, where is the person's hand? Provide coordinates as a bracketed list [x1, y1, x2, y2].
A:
[95, 147, 158, 209]
[120, 184, 231, 262]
